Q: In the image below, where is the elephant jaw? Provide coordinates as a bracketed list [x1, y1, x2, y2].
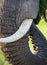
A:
[0, 19, 33, 43]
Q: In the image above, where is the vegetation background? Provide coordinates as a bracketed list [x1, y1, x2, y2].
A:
[0, 0, 47, 65]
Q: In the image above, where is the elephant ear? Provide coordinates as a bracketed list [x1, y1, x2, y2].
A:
[1, 23, 47, 65]
[30, 23, 47, 63]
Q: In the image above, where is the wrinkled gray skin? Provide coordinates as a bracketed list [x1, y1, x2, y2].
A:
[1, 0, 47, 65]
[0, 0, 39, 34]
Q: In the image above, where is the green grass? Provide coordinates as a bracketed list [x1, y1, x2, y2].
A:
[37, 19, 47, 39]
[0, 49, 12, 65]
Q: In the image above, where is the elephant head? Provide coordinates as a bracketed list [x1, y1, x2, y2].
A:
[0, 0, 47, 65]
[0, 0, 39, 43]
[2, 0, 47, 65]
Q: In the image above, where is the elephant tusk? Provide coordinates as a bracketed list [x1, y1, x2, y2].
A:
[0, 19, 33, 43]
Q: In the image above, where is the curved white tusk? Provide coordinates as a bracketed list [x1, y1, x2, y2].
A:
[0, 19, 33, 43]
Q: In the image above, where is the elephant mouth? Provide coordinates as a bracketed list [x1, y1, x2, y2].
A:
[0, 19, 33, 43]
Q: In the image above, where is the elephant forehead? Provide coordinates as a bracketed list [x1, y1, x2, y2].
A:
[20, 0, 39, 18]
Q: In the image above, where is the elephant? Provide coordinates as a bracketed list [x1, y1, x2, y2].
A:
[0, 0, 47, 65]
